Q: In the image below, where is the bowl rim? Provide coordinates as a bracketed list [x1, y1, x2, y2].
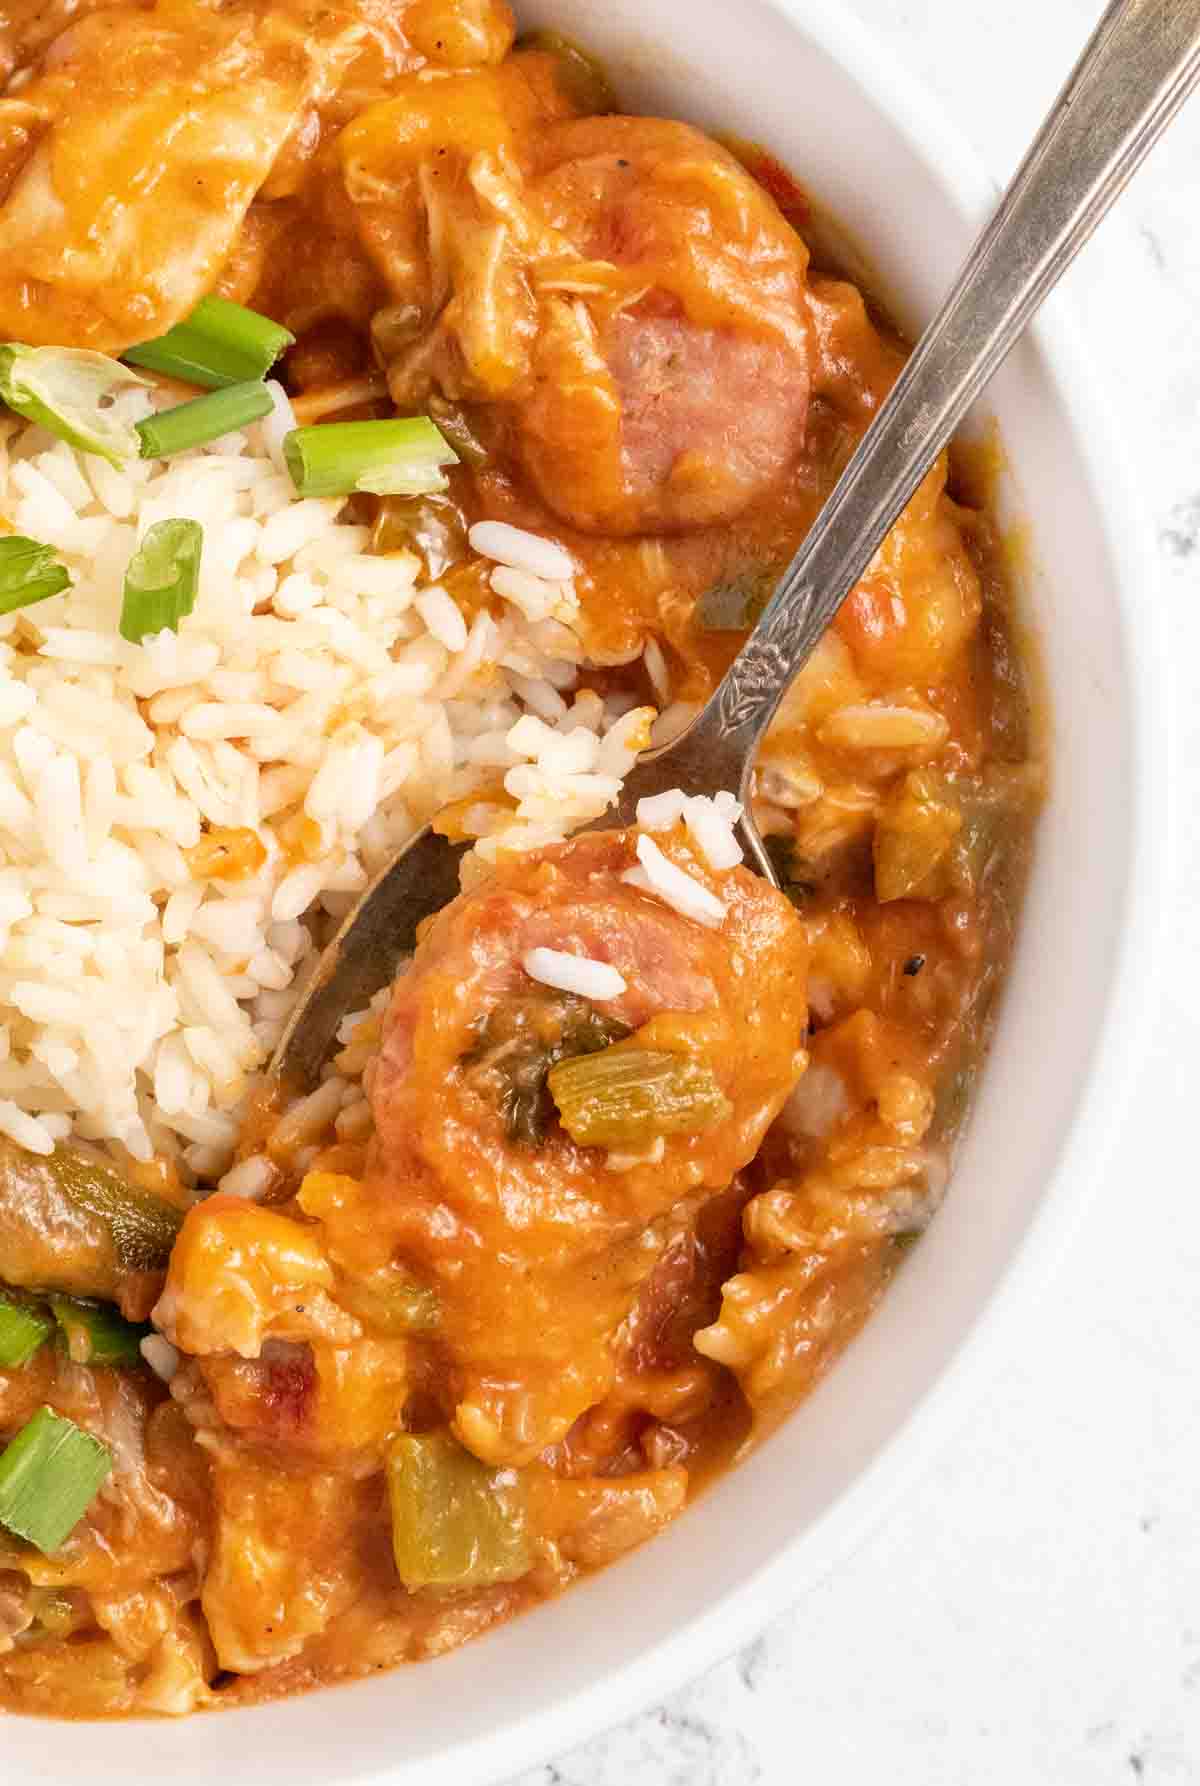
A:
[6, 2, 1168, 1777]
[370, 4, 1168, 1779]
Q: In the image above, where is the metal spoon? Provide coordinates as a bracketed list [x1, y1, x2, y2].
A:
[273, 0, 1200, 1086]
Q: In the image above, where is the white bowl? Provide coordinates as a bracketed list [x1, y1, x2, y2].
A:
[10, 1, 1165, 1779]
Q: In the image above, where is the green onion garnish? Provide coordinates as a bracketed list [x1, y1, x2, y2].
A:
[283, 417, 458, 499]
[0, 1405, 111, 1553]
[135, 380, 273, 460]
[0, 535, 71, 615]
[0, 1294, 53, 1368]
[0, 344, 147, 465]
[119, 519, 202, 644]
[124, 296, 294, 390]
[49, 1297, 146, 1368]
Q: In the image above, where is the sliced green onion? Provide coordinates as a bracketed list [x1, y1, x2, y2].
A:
[0, 535, 71, 615]
[135, 380, 273, 460]
[0, 1405, 111, 1553]
[119, 519, 202, 644]
[124, 296, 294, 390]
[0, 1294, 53, 1368]
[49, 1297, 145, 1368]
[0, 344, 147, 465]
[283, 418, 458, 499]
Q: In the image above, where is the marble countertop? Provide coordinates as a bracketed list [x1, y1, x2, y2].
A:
[511, 3, 1200, 1781]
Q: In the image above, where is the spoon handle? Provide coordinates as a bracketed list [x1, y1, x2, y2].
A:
[679, 0, 1200, 791]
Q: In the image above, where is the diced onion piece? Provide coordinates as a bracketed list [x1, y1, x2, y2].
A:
[124, 296, 294, 390]
[0, 535, 71, 615]
[119, 519, 203, 644]
[135, 381, 273, 459]
[0, 1294, 52, 1368]
[0, 1405, 112, 1554]
[621, 834, 726, 928]
[283, 418, 458, 499]
[0, 344, 147, 465]
[522, 947, 627, 1001]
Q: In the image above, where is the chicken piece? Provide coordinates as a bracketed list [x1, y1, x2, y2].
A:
[201, 1448, 375, 1673]
[352, 827, 807, 1467]
[693, 1137, 944, 1427]
[0, 0, 370, 348]
[153, 1195, 360, 1360]
[337, 53, 577, 393]
[399, 0, 512, 68]
[0, 0, 134, 85]
[229, 0, 518, 334]
[0, 1607, 214, 1717]
[197, 1335, 409, 1460]
[527, 1465, 686, 1570]
[542, 1179, 748, 1478]
[341, 86, 811, 535]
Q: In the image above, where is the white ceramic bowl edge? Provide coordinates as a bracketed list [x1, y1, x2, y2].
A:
[4, 3, 1166, 1780]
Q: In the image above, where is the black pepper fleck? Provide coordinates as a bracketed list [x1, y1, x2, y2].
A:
[903, 954, 926, 976]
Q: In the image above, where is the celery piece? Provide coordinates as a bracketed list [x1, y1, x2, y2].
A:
[873, 770, 962, 903]
[548, 1045, 732, 1148]
[387, 1432, 530, 1591]
[335, 1268, 440, 1337]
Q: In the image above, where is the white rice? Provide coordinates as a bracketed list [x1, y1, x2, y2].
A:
[468, 519, 575, 583]
[522, 947, 627, 1001]
[0, 391, 663, 1174]
[622, 834, 727, 930]
[139, 1333, 181, 1382]
[259, 382, 297, 474]
[682, 793, 744, 871]
[414, 586, 468, 652]
[636, 789, 688, 831]
[635, 790, 743, 872]
[216, 1152, 277, 1201]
